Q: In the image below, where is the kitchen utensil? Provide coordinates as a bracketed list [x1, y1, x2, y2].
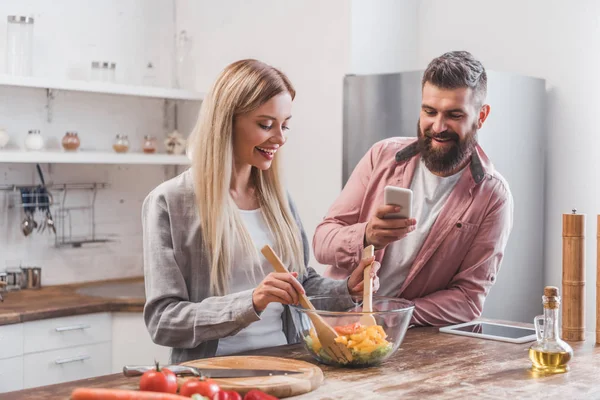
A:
[123, 364, 302, 378]
[260, 245, 353, 364]
[20, 188, 35, 236]
[359, 245, 377, 327]
[179, 356, 322, 398]
[290, 295, 414, 367]
[36, 164, 56, 235]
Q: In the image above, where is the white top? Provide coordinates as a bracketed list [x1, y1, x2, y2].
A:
[377, 160, 463, 297]
[216, 208, 288, 356]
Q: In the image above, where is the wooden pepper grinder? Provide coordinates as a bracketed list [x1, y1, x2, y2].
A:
[597, 215, 600, 344]
[562, 209, 585, 341]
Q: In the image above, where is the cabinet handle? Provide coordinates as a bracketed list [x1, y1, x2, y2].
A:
[55, 355, 91, 365]
[55, 324, 91, 332]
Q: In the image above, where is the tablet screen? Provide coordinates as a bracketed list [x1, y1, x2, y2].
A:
[451, 323, 535, 339]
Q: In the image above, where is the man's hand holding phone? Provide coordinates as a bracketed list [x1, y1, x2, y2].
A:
[364, 186, 417, 250]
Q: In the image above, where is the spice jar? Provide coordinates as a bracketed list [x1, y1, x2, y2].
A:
[113, 134, 129, 153]
[24, 129, 43, 151]
[61, 131, 80, 151]
[143, 135, 157, 154]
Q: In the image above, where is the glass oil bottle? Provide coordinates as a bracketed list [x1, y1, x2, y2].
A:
[528, 286, 573, 374]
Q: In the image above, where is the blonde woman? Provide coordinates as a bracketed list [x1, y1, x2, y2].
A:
[142, 59, 379, 363]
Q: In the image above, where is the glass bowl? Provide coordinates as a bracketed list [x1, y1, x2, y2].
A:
[289, 295, 414, 368]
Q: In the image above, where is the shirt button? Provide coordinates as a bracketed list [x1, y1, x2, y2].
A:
[456, 222, 463, 228]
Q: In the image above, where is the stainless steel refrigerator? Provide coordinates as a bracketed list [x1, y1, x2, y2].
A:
[343, 70, 546, 323]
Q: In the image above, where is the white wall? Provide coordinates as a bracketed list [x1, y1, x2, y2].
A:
[0, 0, 195, 285]
[350, 0, 419, 74]
[176, 0, 351, 272]
[417, 0, 600, 330]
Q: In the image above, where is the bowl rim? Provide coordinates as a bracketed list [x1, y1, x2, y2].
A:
[289, 294, 415, 316]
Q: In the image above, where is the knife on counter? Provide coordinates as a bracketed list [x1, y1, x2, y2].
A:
[123, 365, 302, 378]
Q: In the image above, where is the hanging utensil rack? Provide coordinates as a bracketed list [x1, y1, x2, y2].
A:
[1, 182, 111, 247]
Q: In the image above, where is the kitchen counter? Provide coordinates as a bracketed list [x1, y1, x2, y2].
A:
[5, 323, 600, 399]
[0, 277, 144, 326]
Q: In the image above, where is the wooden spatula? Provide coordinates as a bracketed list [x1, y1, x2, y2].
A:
[359, 245, 377, 327]
[260, 245, 353, 364]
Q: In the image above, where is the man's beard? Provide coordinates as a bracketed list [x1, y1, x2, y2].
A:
[416, 121, 478, 175]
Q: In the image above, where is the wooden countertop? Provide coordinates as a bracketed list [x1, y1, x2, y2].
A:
[0, 277, 144, 326]
[6, 323, 600, 399]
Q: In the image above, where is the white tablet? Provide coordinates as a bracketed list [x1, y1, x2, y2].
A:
[439, 321, 537, 344]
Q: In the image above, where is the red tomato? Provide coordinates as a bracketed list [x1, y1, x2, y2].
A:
[179, 377, 221, 397]
[139, 363, 178, 394]
[334, 322, 362, 335]
[243, 389, 279, 400]
[213, 390, 242, 400]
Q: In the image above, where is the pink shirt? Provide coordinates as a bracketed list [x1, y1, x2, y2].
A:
[314, 138, 513, 326]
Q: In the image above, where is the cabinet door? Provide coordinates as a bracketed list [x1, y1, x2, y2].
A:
[111, 312, 170, 373]
[0, 323, 23, 360]
[0, 356, 24, 393]
[24, 312, 111, 354]
[23, 342, 111, 389]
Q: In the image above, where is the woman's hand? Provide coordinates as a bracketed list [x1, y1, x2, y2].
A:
[347, 256, 380, 296]
[252, 272, 305, 312]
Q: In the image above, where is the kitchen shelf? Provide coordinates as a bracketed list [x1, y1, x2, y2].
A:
[0, 74, 204, 101]
[0, 150, 191, 165]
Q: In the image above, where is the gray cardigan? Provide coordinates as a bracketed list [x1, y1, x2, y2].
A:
[142, 169, 351, 363]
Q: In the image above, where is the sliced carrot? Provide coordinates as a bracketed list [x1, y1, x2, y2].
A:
[71, 387, 191, 400]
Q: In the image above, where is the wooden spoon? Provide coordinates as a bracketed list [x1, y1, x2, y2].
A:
[359, 245, 377, 327]
[260, 245, 353, 364]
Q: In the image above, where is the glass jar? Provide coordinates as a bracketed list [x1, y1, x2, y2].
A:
[62, 131, 80, 151]
[174, 30, 194, 89]
[105, 62, 116, 83]
[24, 129, 43, 151]
[143, 135, 157, 154]
[6, 16, 34, 76]
[0, 128, 9, 149]
[113, 134, 129, 153]
[90, 61, 116, 83]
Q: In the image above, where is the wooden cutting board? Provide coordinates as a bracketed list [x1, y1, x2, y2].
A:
[179, 356, 323, 398]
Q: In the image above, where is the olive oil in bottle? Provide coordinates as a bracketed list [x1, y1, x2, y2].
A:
[528, 286, 573, 374]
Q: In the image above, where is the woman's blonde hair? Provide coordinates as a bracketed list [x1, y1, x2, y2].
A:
[189, 59, 305, 296]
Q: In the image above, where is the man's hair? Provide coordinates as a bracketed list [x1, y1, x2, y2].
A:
[422, 51, 487, 106]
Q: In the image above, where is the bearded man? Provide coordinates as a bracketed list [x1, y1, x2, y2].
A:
[313, 51, 514, 326]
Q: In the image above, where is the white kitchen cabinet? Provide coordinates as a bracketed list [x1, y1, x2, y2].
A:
[0, 323, 23, 360]
[111, 312, 170, 373]
[23, 312, 112, 354]
[0, 312, 113, 394]
[23, 342, 111, 388]
[0, 356, 24, 392]
[0, 311, 174, 394]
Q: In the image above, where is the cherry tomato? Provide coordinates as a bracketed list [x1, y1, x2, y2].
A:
[334, 322, 362, 335]
[213, 390, 242, 400]
[243, 389, 280, 400]
[138, 362, 178, 394]
[180, 377, 221, 397]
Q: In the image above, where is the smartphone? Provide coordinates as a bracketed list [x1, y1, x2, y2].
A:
[383, 186, 413, 219]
